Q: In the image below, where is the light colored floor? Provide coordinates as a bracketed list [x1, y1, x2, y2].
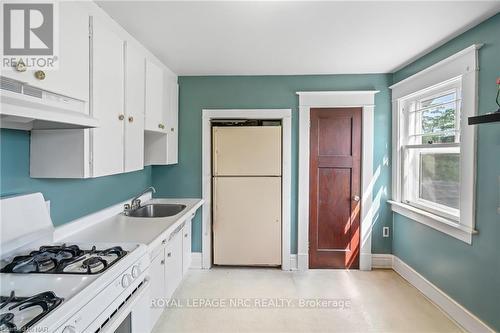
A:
[152, 268, 461, 333]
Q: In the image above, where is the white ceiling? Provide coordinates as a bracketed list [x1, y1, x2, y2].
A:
[97, 1, 500, 76]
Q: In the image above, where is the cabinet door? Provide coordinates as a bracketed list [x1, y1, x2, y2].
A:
[145, 59, 165, 133]
[164, 232, 183, 299]
[90, 16, 125, 177]
[124, 42, 145, 172]
[1, 2, 89, 105]
[182, 218, 192, 275]
[167, 81, 179, 164]
[150, 253, 165, 328]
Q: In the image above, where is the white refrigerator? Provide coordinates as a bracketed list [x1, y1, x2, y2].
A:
[212, 126, 282, 266]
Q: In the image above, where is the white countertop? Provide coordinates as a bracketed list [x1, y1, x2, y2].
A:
[62, 198, 204, 246]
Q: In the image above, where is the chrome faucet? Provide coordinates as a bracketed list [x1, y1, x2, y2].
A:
[124, 186, 156, 215]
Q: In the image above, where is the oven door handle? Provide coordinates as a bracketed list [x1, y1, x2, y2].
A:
[99, 277, 151, 333]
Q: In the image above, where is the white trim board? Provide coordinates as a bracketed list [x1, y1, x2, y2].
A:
[201, 109, 293, 270]
[371, 254, 394, 269]
[386, 255, 495, 333]
[372, 255, 495, 332]
[297, 91, 378, 271]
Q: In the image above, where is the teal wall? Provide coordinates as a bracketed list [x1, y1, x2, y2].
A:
[392, 14, 500, 330]
[0, 129, 153, 226]
[152, 74, 393, 254]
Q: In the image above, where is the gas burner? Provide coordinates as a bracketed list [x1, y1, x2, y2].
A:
[0, 313, 16, 332]
[4, 253, 57, 274]
[81, 257, 106, 274]
[0, 244, 127, 275]
[0, 291, 63, 333]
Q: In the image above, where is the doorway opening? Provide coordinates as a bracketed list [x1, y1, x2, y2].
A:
[211, 119, 282, 268]
[201, 109, 292, 270]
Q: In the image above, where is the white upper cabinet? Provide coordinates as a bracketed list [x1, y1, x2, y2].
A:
[144, 73, 179, 166]
[28, 1, 178, 178]
[1, 2, 89, 105]
[124, 42, 145, 172]
[166, 75, 179, 164]
[90, 16, 125, 177]
[145, 59, 166, 133]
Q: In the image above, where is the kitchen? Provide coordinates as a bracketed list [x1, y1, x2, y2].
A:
[1, 1, 500, 333]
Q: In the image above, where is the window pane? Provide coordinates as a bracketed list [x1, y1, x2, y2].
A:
[420, 92, 457, 144]
[420, 153, 460, 209]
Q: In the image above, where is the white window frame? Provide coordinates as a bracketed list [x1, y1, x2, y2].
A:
[400, 78, 461, 221]
[389, 44, 481, 244]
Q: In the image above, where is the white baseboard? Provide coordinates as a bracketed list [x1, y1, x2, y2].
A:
[371, 254, 394, 269]
[190, 252, 203, 269]
[387, 255, 494, 333]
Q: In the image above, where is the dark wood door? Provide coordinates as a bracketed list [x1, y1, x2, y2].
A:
[309, 108, 361, 269]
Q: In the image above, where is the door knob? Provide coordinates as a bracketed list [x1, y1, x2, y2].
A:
[353, 195, 360, 202]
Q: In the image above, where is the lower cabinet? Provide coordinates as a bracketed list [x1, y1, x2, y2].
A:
[149, 252, 165, 327]
[149, 218, 193, 329]
[182, 217, 193, 274]
[164, 230, 183, 299]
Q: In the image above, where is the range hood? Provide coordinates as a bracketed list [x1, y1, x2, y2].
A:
[0, 76, 98, 130]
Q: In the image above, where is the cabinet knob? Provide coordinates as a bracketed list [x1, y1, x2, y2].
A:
[34, 70, 46, 80]
[158, 123, 165, 129]
[167, 252, 172, 257]
[162, 239, 166, 245]
[15, 59, 27, 72]
[171, 127, 175, 132]
[184, 233, 188, 238]
[160, 259, 165, 265]
[128, 116, 134, 123]
[353, 195, 360, 202]
[118, 114, 125, 121]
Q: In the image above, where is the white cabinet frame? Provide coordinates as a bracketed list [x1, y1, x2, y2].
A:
[201, 109, 292, 270]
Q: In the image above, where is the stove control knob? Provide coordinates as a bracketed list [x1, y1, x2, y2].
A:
[121, 273, 132, 288]
[62, 325, 77, 333]
[131, 265, 140, 279]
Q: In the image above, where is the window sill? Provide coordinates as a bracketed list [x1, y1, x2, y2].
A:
[388, 201, 476, 244]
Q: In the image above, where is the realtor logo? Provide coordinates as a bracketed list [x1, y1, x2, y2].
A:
[3, 3, 54, 55]
[2, 2, 58, 70]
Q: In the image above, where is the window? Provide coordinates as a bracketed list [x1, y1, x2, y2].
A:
[390, 44, 480, 244]
[401, 78, 461, 221]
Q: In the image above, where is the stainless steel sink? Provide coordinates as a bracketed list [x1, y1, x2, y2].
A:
[127, 204, 186, 218]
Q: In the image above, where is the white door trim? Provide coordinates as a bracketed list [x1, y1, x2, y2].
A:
[201, 109, 292, 270]
[297, 91, 378, 271]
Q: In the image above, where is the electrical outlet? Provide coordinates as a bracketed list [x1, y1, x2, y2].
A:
[383, 227, 390, 238]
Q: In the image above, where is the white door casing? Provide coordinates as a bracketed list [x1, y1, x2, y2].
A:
[297, 91, 378, 271]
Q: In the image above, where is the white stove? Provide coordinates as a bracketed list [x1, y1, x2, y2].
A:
[0, 193, 151, 333]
